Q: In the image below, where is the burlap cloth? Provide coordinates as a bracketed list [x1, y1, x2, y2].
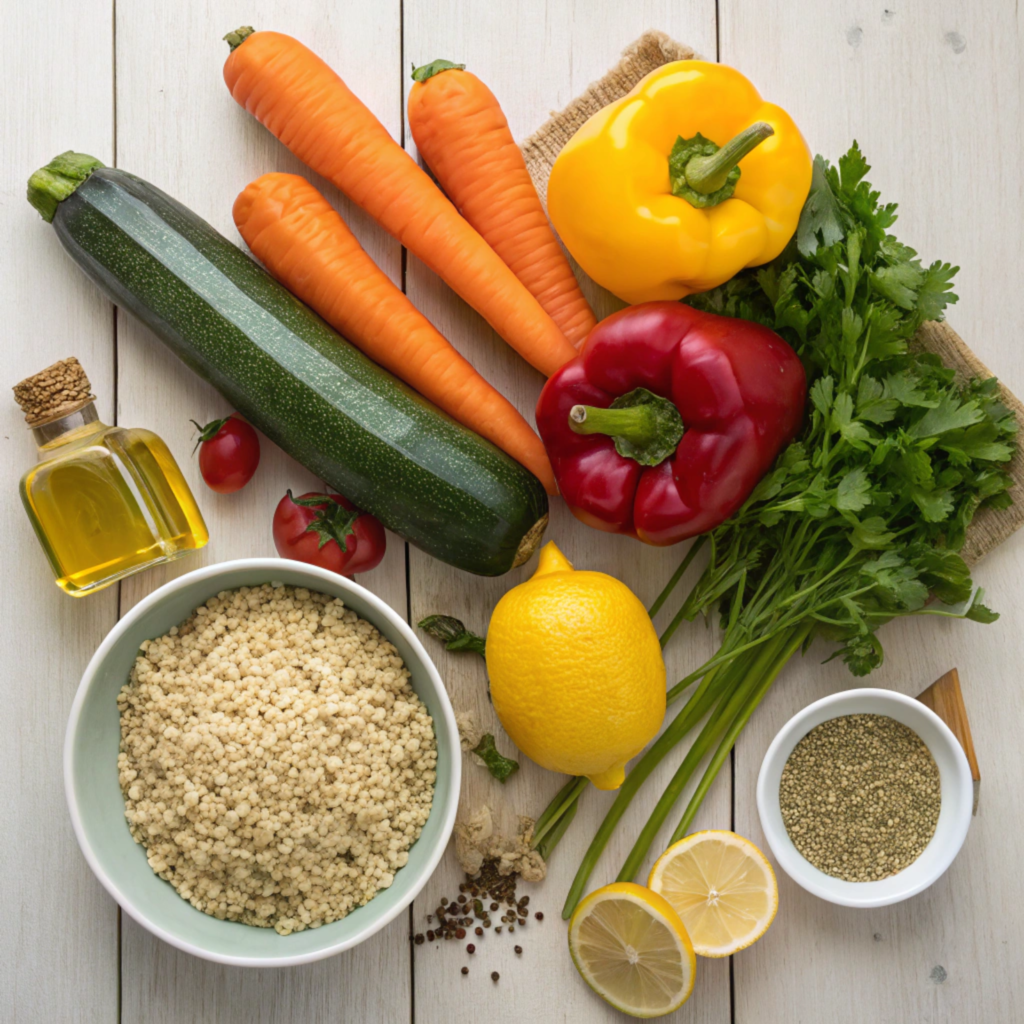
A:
[520, 30, 1024, 568]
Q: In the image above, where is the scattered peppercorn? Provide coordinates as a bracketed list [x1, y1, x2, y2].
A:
[491, 972, 500, 983]
[413, 860, 544, 974]
[535, 912, 544, 921]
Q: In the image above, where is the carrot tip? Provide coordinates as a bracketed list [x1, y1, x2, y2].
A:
[224, 26, 255, 51]
[411, 59, 466, 83]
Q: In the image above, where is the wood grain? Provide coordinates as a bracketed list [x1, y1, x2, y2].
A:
[0, 1, 120, 1021]
[113, 4, 411, 1022]
[721, 3, 1024, 1022]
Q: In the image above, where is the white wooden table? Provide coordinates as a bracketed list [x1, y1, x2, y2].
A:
[3, 2, 1023, 1021]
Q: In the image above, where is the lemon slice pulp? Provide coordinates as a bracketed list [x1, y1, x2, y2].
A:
[568, 882, 696, 1018]
[648, 830, 778, 958]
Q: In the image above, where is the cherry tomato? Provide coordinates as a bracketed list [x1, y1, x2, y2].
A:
[273, 491, 386, 575]
[192, 414, 261, 493]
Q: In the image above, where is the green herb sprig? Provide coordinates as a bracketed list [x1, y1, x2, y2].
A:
[538, 143, 1017, 917]
[472, 733, 520, 783]
[417, 614, 486, 655]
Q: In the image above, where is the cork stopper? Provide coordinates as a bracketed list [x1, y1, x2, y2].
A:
[13, 357, 95, 427]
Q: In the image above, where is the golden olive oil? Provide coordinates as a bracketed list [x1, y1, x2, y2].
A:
[15, 358, 208, 596]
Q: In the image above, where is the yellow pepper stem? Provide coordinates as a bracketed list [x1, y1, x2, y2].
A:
[684, 121, 775, 195]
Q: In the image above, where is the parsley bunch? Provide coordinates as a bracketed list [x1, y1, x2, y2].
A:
[538, 144, 1018, 917]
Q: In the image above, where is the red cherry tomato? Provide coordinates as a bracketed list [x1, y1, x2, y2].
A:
[273, 491, 386, 575]
[192, 414, 260, 493]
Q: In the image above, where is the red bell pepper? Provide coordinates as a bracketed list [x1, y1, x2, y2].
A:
[536, 302, 806, 545]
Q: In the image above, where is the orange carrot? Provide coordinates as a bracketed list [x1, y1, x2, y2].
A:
[408, 60, 596, 348]
[234, 173, 557, 494]
[222, 28, 578, 378]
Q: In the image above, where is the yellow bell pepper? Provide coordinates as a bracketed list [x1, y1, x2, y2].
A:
[548, 61, 813, 305]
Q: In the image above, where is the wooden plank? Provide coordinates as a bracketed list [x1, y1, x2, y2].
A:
[402, 3, 730, 1021]
[0, 1, 120, 1021]
[113, 3, 410, 1021]
[720, 3, 1024, 1022]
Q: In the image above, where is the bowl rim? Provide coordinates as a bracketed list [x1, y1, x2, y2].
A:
[755, 687, 972, 908]
[63, 557, 461, 966]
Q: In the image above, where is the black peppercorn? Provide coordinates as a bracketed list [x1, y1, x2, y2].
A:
[467, 943, 476, 954]
[491, 971, 500, 982]
[514, 945, 523, 955]
[461, 966, 469, 976]
[535, 912, 544, 921]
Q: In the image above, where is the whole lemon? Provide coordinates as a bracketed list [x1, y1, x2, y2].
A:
[485, 541, 665, 790]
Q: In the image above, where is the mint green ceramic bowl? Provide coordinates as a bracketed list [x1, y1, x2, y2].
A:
[64, 558, 460, 966]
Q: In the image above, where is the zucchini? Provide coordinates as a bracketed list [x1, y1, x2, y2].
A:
[28, 153, 547, 576]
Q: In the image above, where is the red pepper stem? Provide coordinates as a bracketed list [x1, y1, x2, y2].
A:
[685, 121, 774, 194]
[569, 403, 660, 447]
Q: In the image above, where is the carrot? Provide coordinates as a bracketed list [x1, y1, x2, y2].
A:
[233, 172, 557, 494]
[222, 28, 578, 378]
[408, 60, 597, 348]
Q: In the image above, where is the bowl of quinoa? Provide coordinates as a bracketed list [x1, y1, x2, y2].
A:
[65, 559, 460, 966]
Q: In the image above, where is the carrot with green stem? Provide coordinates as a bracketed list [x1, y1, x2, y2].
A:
[233, 172, 557, 493]
[223, 28, 578, 378]
[408, 60, 597, 347]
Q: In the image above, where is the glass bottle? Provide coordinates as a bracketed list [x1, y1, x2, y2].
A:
[14, 357, 209, 596]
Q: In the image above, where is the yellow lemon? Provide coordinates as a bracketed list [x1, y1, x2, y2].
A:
[568, 882, 696, 1017]
[648, 831, 779, 957]
[485, 541, 665, 790]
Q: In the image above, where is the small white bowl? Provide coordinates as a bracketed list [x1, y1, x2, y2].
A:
[65, 558, 461, 966]
[756, 688, 973, 907]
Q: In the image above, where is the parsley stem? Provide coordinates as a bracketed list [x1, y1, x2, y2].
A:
[532, 775, 587, 847]
[560, 655, 748, 919]
[670, 622, 812, 842]
[612, 631, 792, 889]
[649, 536, 706, 621]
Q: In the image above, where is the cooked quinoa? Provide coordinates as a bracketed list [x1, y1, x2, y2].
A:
[117, 584, 437, 935]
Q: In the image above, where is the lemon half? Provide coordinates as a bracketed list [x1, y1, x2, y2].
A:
[648, 830, 778, 958]
[568, 882, 696, 1018]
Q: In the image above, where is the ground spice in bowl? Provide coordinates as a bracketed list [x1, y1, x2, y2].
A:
[779, 714, 941, 882]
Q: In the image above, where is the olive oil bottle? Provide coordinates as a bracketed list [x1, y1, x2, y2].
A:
[14, 357, 208, 596]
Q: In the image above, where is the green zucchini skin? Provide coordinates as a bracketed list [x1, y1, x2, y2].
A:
[51, 168, 547, 576]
